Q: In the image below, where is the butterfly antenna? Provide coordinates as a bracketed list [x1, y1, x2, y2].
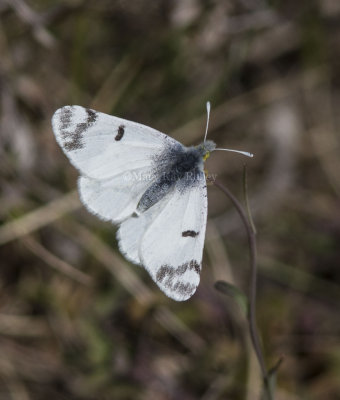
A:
[215, 148, 254, 158]
[204, 101, 253, 158]
[204, 101, 211, 143]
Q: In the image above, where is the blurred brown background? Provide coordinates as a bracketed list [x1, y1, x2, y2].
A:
[1, 0, 340, 399]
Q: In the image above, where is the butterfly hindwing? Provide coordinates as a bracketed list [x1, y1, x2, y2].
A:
[78, 168, 153, 223]
[116, 195, 166, 265]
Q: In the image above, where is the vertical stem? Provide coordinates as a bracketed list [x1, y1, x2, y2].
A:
[212, 179, 273, 400]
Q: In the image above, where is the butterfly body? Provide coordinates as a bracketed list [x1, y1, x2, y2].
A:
[137, 141, 215, 213]
[52, 106, 213, 301]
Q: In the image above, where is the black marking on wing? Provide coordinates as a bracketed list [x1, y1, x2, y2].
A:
[156, 260, 201, 297]
[60, 107, 98, 152]
[60, 107, 72, 131]
[86, 108, 97, 124]
[182, 230, 199, 237]
[115, 125, 125, 141]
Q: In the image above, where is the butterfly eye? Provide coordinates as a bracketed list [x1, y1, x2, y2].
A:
[203, 152, 210, 161]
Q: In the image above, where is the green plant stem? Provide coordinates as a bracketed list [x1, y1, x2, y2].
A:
[213, 179, 273, 400]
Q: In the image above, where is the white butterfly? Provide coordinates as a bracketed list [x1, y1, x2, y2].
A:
[51, 103, 252, 301]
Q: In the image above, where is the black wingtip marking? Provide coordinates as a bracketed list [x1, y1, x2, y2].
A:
[156, 260, 201, 297]
[182, 230, 199, 237]
[115, 125, 125, 141]
[61, 107, 98, 152]
[60, 107, 72, 131]
[86, 108, 97, 124]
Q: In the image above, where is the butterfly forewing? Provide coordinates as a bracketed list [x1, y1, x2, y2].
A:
[139, 177, 207, 301]
[52, 106, 179, 180]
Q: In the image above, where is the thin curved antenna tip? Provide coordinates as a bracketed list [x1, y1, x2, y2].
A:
[204, 101, 211, 143]
[215, 148, 254, 158]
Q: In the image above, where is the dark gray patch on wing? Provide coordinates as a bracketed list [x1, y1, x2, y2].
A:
[182, 230, 199, 237]
[86, 108, 97, 124]
[115, 125, 125, 141]
[60, 107, 72, 131]
[137, 143, 204, 213]
[60, 107, 98, 152]
[156, 260, 201, 297]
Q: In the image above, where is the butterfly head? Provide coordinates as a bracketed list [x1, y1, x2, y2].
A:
[196, 140, 216, 161]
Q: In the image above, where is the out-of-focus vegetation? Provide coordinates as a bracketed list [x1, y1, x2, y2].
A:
[1, 0, 340, 399]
